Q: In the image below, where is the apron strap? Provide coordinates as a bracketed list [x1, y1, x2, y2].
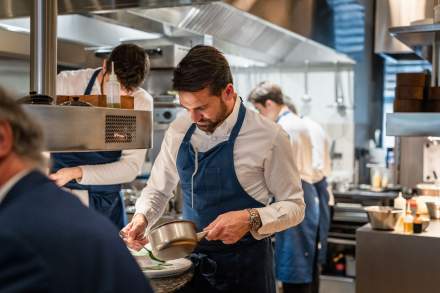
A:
[228, 102, 246, 143]
[182, 124, 197, 143]
[84, 68, 101, 95]
[275, 110, 290, 123]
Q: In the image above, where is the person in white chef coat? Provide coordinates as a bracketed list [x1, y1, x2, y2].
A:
[249, 81, 321, 293]
[49, 44, 153, 229]
[285, 96, 332, 267]
[121, 45, 305, 293]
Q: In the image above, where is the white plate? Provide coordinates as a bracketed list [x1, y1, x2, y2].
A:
[142, 258, 192, 279]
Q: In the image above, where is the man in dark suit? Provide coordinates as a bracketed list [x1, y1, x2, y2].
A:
[0, 92, 153, 293]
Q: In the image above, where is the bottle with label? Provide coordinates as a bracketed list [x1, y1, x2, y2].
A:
[393, 193, 406, 232]
[106, 61, 121, 108]
[394, 192, 406, 210]
[403, 202, 414, 234]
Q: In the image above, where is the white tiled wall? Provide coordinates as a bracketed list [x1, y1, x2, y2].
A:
[232, 66, 355, 182]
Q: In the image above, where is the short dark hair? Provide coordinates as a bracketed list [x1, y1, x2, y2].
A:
[105, 44, 149, 92]
[248, 81, 284, 105]
[0, 89, 44, 165]
[173, 45, 233, 96]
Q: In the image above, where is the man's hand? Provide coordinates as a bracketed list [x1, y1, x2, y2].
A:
[204, 210, 250, 244]
[120, 214, 148, 251]
[49, 167, 82, 187]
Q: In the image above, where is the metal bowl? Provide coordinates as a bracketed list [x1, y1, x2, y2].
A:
[365, 206, 403, 230]
[426, 201, 440, 219]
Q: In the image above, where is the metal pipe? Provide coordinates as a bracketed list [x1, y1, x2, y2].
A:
[30, 0, 57, 98]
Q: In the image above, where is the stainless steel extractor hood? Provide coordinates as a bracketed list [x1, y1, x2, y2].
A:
[0, 0, 218, 19]
[121, 2, 354, 66]
[375, 0, 434, 60]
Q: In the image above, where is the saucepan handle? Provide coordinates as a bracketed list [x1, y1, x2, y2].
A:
[196, 231, 208, 241]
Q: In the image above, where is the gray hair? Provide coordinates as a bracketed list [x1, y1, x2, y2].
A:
[0, 90, 45, 166]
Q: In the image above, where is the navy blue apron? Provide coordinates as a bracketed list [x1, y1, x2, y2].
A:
[275, 181, 319, 283]
[314, 177, 330, 264]
[274, 111, 320, 283]
[176, 102, 276, 293]
[51, 69, 125, 229]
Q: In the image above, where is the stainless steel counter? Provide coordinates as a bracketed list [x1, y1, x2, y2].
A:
[356, 221, 440, 293]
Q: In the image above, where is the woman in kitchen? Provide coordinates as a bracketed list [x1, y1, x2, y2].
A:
[49, 44, 153, 229]
[249, 81, 321, 293]
[121, 45, 305, 292]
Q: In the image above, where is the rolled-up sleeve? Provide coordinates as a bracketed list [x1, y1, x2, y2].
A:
[135, 129, 180, 231]
[253, 128, 305, 239]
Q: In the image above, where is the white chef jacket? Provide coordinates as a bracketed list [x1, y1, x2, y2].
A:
[302, 117, 331, 183]
[135, 97, 305, 239]
[276, 106, 315, 184]
[56, 68, 153, 186]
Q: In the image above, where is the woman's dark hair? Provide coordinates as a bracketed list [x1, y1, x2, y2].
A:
[105, 44, 149, 92]
[173, 45, 233, 96]
[248, 81, 284, 106]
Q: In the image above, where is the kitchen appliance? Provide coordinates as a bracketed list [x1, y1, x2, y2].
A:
[148, 220, 207, 261]
[426, 201, 440, 218]
[322, 189, 397, 280]
[154, 94, 181, 124]
[24, 105, 152, 152]
[364, 206, 403, 230]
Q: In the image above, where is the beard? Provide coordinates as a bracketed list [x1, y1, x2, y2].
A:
[196, 99, 229, 133]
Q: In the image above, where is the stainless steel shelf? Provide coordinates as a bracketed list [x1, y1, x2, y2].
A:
[386, 112, 440, 137]
[327, 237, 356, 246]
[389, 23, 440, 47]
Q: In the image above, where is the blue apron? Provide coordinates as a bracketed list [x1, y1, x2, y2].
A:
[51, 69, 125, 229]
[314, 177, 330, 264]
[176, 102, 276, 293]
[275, 181, 319, 283]
[275, 111, 320, 283]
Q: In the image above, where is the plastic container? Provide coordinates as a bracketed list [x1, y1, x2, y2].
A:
[394, 192, 406, 210]
[106, 61, 121, 108]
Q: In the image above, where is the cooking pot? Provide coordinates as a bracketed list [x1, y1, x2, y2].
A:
[148, 220, 207, 261]
[365, 206, 403, 230]
[416, 183, 440, 196]
[426, 201, 440, 219]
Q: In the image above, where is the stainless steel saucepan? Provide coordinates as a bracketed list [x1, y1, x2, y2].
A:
[148, 220, 207, 261]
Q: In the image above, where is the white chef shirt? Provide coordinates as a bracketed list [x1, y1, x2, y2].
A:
[135, 97, 305, 239]
[276, 106, 315, 184]
[0, 169, 31, 205]
[56, 68, 153, 185]
[302, 117, 331, 183]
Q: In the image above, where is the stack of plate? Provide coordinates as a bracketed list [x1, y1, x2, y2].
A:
[130, 246, 192, 279]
